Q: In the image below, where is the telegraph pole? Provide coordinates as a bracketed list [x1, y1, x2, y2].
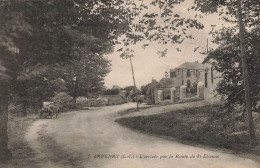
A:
[206, 38, 208, 54]
[129, 56, 139, 111]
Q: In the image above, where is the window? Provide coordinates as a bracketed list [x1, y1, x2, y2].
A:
[187, 69, 191, 77]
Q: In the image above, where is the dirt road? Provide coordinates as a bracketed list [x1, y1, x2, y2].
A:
[25, 103, 259, 168]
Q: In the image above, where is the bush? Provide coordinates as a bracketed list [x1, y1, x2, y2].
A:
[103, 88, 120, 95]
[53, 92, 73, 111]
[101, 95, 126, 105]
[76, 97, 107, 107]
[8, 102, 23, 115]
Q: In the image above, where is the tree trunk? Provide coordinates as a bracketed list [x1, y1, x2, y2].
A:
[72, 76, 78, 109]
[72, 97, 77, 109]
[237, 0, 256, 145]
[0, 81, 12, 162]
[21, 99, 27, 116]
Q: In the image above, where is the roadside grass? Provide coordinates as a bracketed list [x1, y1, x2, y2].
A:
[0, 114, 40, 168]
[116, 104, 260, 158]
[0, 111, 85, 167]
[37, 130, 84, 168]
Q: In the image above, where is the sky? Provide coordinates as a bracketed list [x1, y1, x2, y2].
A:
[104, 0, 225, 89]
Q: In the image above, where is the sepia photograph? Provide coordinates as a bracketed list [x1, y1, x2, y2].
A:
[0, 0, 259, 167]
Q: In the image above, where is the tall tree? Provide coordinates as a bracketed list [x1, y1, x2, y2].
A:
[237, 0, 255, 144]
[128, 0, 258, 145]
[204, 29, 259, 112]
[117, 0, 204, 56]
[0, 0, 135, 161]
[193, 0, 259, 145]
[116, 0, 259, 144]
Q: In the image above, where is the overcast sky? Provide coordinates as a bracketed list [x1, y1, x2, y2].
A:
[104, 0, 225, 89]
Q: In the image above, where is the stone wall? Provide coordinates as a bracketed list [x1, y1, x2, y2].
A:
[171, 87, 176, 103]
[180, 85, 187, 100]
[154, 82, 205, 104]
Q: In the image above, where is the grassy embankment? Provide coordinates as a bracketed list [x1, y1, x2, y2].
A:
[0, 115, 39, 167]
[1, 113, 82, 167]
[116, 104, 260, 159]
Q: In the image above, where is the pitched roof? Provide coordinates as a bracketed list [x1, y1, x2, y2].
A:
[175, 62, 209, 70]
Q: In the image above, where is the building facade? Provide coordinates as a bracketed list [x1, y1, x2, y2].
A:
[156, 62, 221, 103]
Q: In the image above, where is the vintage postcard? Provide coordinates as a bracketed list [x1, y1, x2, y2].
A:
[0, 0, 259, 168]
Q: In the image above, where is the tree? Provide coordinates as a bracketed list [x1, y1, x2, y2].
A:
[54, 52, 111, 107]
[12, 75, 57, 116]
[126, 0, 258, 145]
[117, 0, 205, 110]
[0, 0, 136, 161]
[204, 29, 260, 112]
[115, 0, 258, 144]
[117, 0, 205, 56]
[141, 80, 159, 104]
[192, 0, 259, 145]
[0, 2, 31, 160]
[70, 54, 111, 98]
[124, 86, 137, 96]
[141, 84, 149, 95]
[103, 88, 120, 95]
[237, 0, 256, 145]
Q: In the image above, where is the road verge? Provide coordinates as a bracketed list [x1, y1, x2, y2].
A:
[116, 104, 260, 162]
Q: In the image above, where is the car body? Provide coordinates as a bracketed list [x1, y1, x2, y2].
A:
[40, 101, 59, 119]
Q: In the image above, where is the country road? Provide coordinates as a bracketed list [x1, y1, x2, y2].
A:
[25, 103, 259, 168]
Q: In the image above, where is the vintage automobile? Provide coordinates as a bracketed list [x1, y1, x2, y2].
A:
[40, 101, 59, 119]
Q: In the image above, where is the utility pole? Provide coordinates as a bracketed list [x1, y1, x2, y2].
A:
[129, 56, 139, 111]
[237, 0, 256, 145]
[206, 38, 209, 54]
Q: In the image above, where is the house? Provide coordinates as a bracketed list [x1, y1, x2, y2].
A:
[155, 61, 221, 103]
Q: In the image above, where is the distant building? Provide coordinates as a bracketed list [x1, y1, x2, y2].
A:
[157, 61, 221, 101]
